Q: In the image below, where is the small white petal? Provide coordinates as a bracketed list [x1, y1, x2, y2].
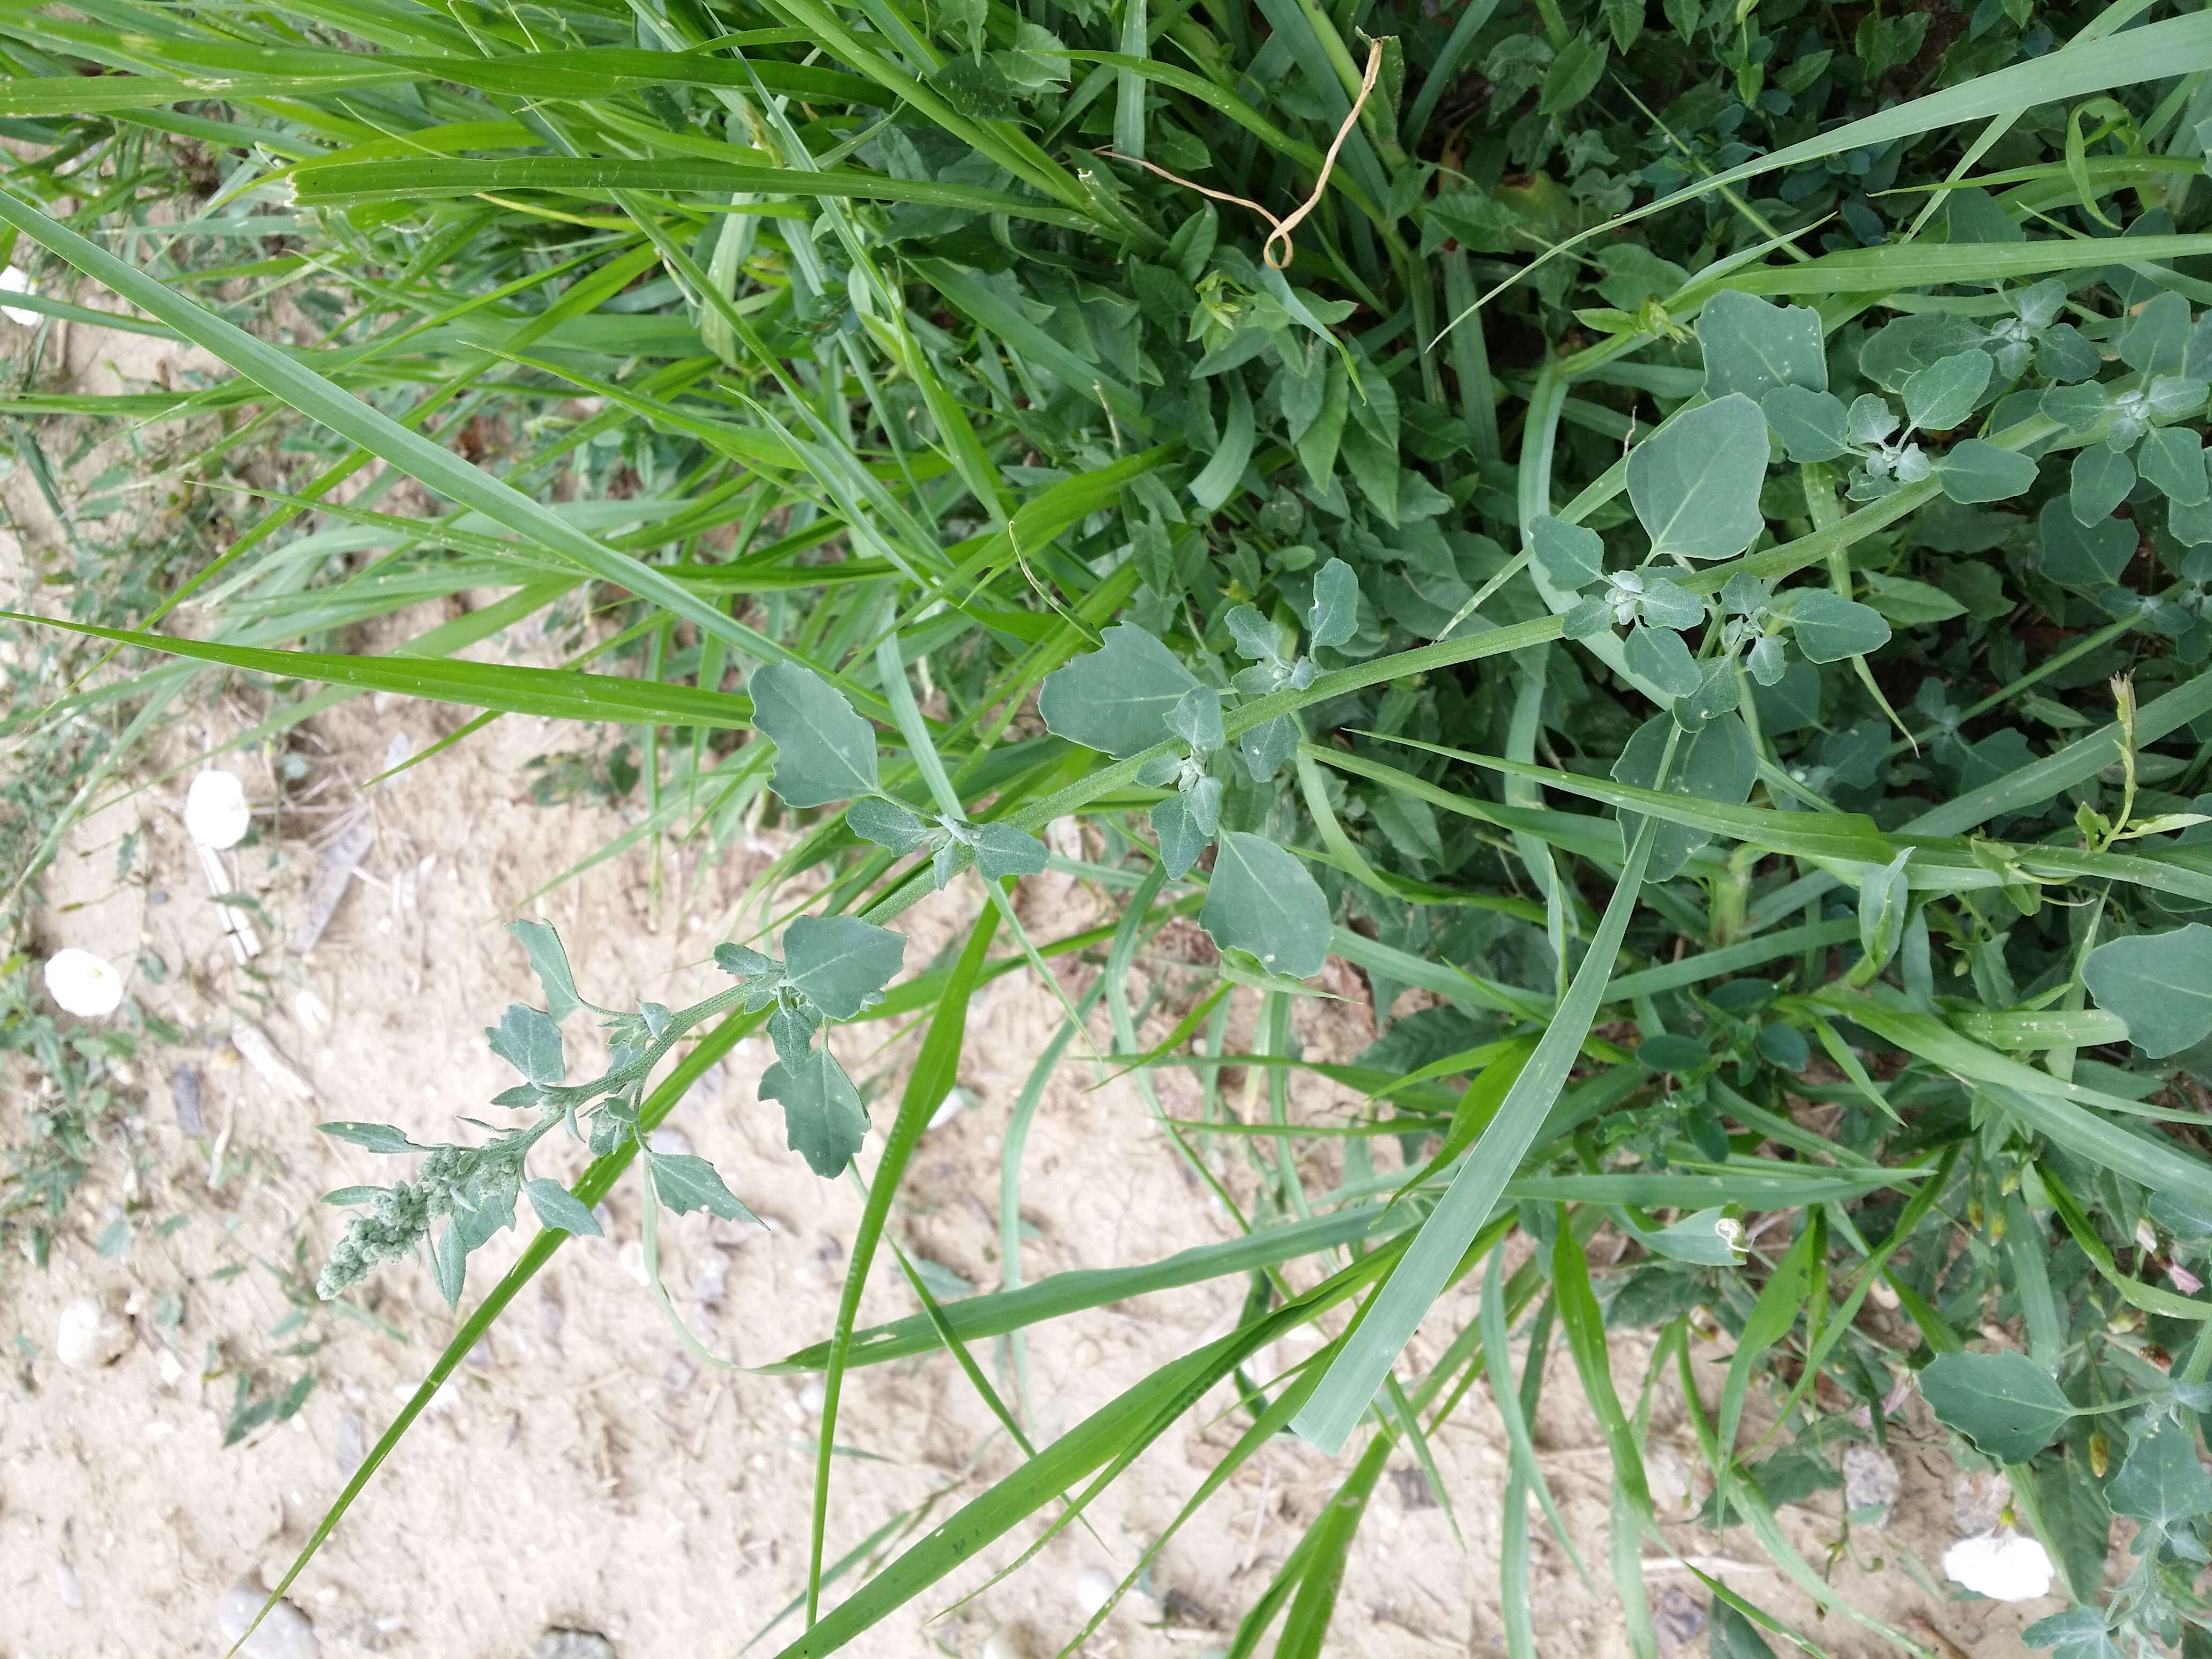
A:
[1942, 1532, 2053, 1602]
[44, 948, 123, 1018]
[0, 265, 36, 327]
[184, 768, 252, 849]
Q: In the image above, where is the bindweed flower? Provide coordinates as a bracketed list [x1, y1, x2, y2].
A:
[44, 948, 123, 1018]
[1941, 1530, 2054, 1602]
[0, 266, 36, 327]
[185, 768, 252, 849]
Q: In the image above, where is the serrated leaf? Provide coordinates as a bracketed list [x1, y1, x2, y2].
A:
[1224, 603, 1284, 664]
[507, 919, 581, 1023]
[1628, 394, 1769, 561]
[1902, 349, 1991, 432]
[714, 941, 778, 983]
[524, 1177, 603, 1236]
[1623, 623, 1701, 698]
[487, 1004, 563, 1086]
[1937, 439, 2037, 504]
[759, 1045, 870, 1177]
[318, 1120, 425, 1154]
[1786, 590, 1891, 661]
[1037, 623, 1202, 757]
[1201, 829, 1330, 978]
[969, 821, 1048, 881]
[647, 1149, 760, 1221]
[1697, 289, 1827, 402]
[2070, 444, 2135, 525]
[1919, 1350, 2072, 1463]
[450, 1162, 519, 1251]
[2021, 1610, 2124, 1659]
[1760, 385, 1851, 462]
[2083, 923, 2212, 1056]
[751, 662, 880, 808]
[1238, 713, 1299, 782]
[782, 914, 905, 1019]
[847, 794, 933, 855]
[2106, 1422, 2212, 1524]
[1528, 514, 1604, 589]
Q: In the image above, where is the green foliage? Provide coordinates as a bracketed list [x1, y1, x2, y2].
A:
[21, 0, 2212, 1651]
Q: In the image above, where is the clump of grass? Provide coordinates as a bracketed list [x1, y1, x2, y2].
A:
[12, 0, 2212, 1653]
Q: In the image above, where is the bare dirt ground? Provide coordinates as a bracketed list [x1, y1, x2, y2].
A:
[0, 307, 2062, 1659]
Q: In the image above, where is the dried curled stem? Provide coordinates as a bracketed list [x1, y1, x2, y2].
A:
[1098, 35, 1385, 271]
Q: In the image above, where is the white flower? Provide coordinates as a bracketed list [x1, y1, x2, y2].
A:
[0, 265, 35, 326]
[1942, 1530, 2053, 1602]
[184, 768, 252, 849]
[44, 948, 123, 1018]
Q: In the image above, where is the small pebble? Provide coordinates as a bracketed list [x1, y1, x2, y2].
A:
[981, 1632, 1029, 1659]
[55, 1297, 132, 1369]
[216, 1584, 320, 1659]
[533, 1631, 616, 1659]
[928, 1087, 976, 1131]
[647, 1127, 693, 1157]
[1074, 1568, 1116, 1619]
[335, 1413, 364, 1474]
[797, 1379, 826, 1416]
[169, 1065, 204, 1135]
[1843, 1444, 1901, 1524]
[55, 1560, 81, 1609]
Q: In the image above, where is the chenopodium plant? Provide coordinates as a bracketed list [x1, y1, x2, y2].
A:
[316, 905, 906, 1305]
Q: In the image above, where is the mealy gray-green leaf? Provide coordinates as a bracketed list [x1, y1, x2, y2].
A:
[1936, 439, 2037, 504]
[1307, 556, 1359, 648]
[1152, 776, 1221, 879]
[1623, 623, 1701, 698]
[1697, 290, 1826, 402]
[1238, 714, 1299, 782]
[848, 794, 933, 855]
[969, 820, 1049, 881]
[320, 1121, 426, 1155]
[1201, 829, 1330, 978]
[2138, 424, 2208, 506]
[2082, 923, 2212, 1056]
[1528, 514, 1604, 590]
[2121, 289, 2192, 377]
[487, 1003, 564, 1086]
[1612, 711, 1755, 881]
[759, 1045, 870, 1178]
[750, 662, 881, 808]
[1760, 385, 1850, 463]
[507, 918, 582, 1023]
[1627, 394, 1769, 561]
[1901, 349, 1990, 434]
[646, 1149, 759, 1222]
[2069, 444, 2134, 524]
[782, 914, 906, 1019]
[1168, 685, 1224, 751]
[1918, 1350, 2072, 1463]
[1785, 590, 1892, 662]
[524, 1177, 603, 1237]
[1036, 622, 1201, 757]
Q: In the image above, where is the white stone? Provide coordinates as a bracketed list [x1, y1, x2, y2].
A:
[0, 265, 36, 326]
[216, 1585, 320, 1659]
[55, 1298, 131, 1369]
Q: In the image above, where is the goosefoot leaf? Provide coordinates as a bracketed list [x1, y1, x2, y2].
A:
[751, 663, 881, 808]
[1036, 623, 1202, 757]
[1201, 830, 1331, 978]
[2082, 923, 2212, 1056]
[1627, 393, 1770, 561]
[782, 915, 906, 1020]
[760, 1046, 870, 1178]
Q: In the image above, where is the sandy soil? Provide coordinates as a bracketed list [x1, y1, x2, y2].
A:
[0, 308, 2068, 1659]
